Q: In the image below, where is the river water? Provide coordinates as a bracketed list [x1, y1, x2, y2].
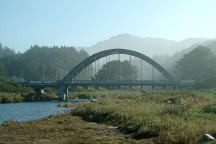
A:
[0, 102, 72, 123]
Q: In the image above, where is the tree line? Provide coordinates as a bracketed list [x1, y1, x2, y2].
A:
[176, 45, 216, 88]
[1, 42, 216, 89]
[0, 44, 92, 81]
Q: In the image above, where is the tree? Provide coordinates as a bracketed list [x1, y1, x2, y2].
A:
[176, 46, 216, 88]
[0, 62, 6, 80]
[6, 45, 91, 81]
[0, 43, 15, 80]
[94, 60, 138, 80]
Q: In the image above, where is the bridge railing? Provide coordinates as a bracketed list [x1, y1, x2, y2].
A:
[20, 79, 195, 88]
[63, 80, 180, 86]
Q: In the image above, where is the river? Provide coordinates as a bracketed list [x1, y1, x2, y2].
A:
[0, 101, 72, 123]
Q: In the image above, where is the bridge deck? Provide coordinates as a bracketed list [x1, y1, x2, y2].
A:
[23, 80, 194, 88]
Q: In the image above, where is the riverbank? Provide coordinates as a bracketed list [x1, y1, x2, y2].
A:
[1, 89, 216, 143]
[0, 112, 145, 144]
[0, 82, 56, 103]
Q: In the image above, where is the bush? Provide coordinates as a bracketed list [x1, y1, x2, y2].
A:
[0, 82, 34, 94]
[161, 105, 187, 116]
[202, 104, 216, 114]
[0, 92, 24, 103]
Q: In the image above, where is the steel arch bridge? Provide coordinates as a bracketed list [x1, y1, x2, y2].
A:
[22, 48, 195, 101]
[62, 48, 174, 82]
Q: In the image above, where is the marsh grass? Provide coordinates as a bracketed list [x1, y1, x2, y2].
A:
[1, 89, 216, 143]
[73, 89, 216, 143]
[0, 113, 146, 144]
[202, 104, 216, 114]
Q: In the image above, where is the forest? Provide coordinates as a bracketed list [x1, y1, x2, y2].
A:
[1, 42, 216, 89]
[0, 44, 91, 81]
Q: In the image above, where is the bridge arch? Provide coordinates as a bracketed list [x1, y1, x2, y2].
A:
[62, 48, 174, 82]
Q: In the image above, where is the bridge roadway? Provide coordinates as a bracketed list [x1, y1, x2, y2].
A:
[21, 80, 194, 101]
[24, 80, 193, 88]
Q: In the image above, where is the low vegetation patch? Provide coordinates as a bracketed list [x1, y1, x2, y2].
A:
[0, 82, 34, 94]
[0, 113, 146, 144]
[72, 90, 216, 143]
[0, 92, 24, 103]
[0, 82, 56, 103]
[202, 104, 216, 114]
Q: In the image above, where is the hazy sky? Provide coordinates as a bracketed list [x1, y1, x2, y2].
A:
[1, 0, 216, 52]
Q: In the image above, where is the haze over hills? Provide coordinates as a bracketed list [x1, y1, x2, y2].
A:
[77, 33, 208, 57]
[75, 33, 214, 81]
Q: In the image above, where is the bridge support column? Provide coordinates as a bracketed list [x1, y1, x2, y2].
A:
[57, 85, 68, 101]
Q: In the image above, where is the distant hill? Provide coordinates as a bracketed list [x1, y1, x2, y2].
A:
[75, 34, 208, 80]
[78, 33, 207, 57]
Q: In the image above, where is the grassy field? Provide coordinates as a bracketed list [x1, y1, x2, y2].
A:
[0, 112, 146, 144]
[72, 89, 216, 143]
[1, 89, 216, 143]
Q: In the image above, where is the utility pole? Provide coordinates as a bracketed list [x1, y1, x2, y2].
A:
[141, 59, 143, 80]
[98, 59, 100, 80]
[55, 70, 58, 80]
[130, 55, 132, 80]
[94, 58, 97, 80]
[42, 66, 45, 81]
[108, 56, 111, 80]
[152, 65, 155, 81]
[106, 56, 108, 79]
[118, 54, 121, 80]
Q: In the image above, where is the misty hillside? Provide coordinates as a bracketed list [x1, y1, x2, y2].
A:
[79, 33, 207, 57]
[151, 40, 216, 80]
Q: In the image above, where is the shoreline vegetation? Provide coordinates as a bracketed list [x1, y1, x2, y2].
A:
[1, 89, 216, 143]
[0, 112, 143, 144]
[67, 89, 216, 143]
[0, 82, 56, 103]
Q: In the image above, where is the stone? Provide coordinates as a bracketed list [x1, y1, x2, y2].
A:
[199, 134, 215, 143]
[164, 98, 178, 104]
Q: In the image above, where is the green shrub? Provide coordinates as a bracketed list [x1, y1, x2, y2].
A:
[0, 92, 24, 103]
[161, 105, 188, 116]
[202, 104, 216, 114]
[0, 82, 34, 94]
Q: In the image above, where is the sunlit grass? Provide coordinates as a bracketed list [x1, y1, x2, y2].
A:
[73, 89, 216, 143]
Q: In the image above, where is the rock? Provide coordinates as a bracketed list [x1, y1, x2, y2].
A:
[89, 98, 97, 102]
[199, 134, 215, 143]
[40, 89, 45, 94]
[164, 98, 178, 104]
[105, 126, 118, 135]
